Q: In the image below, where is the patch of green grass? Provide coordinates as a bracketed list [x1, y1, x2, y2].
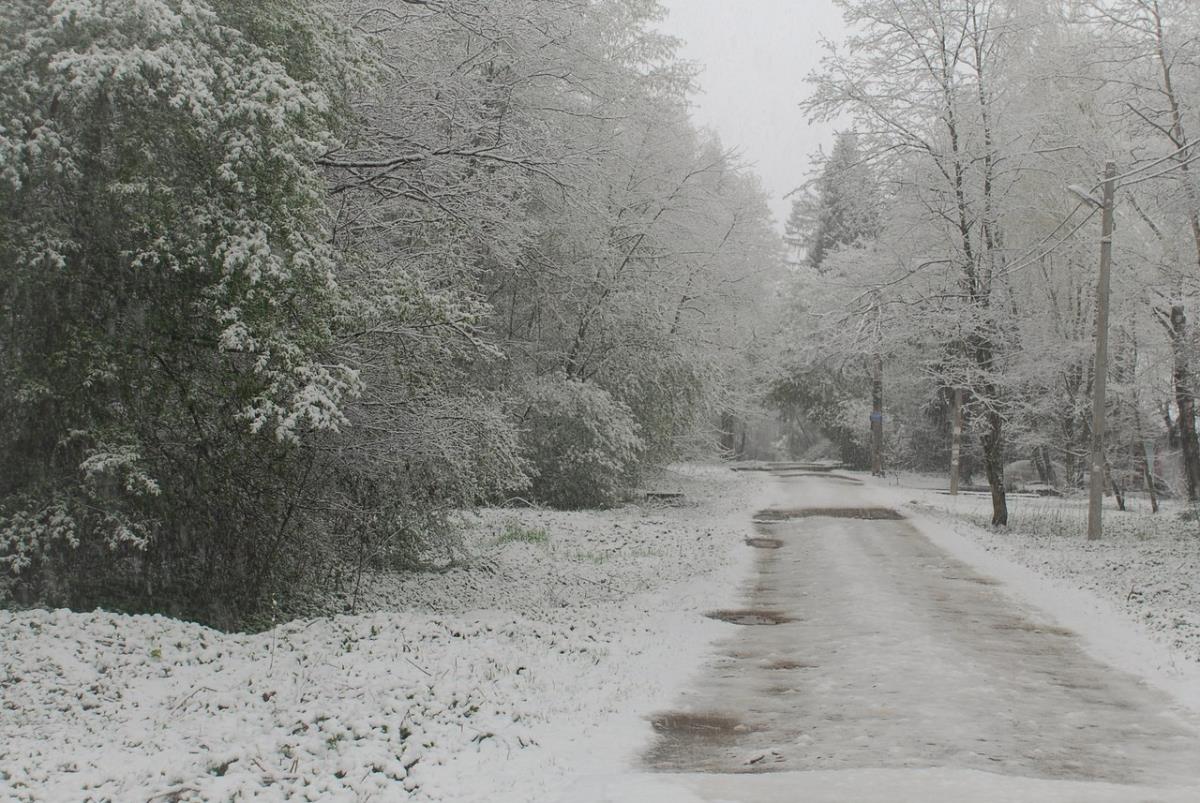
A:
[497, 522, 550, 545]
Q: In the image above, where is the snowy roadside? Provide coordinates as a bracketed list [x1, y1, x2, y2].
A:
[0, 465, 772, 803]
[874, 475, 1200, 709]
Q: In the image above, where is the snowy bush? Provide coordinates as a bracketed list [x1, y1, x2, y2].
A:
[605, 354, 711, 463]
[313, 392, 529, 592]
[518, 376, 644, 509]
[0, 0, 366, 621]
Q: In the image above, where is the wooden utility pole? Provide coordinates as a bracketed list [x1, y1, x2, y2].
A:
[950, 387, 963, 495]
[1088, 161, 1117, 541]
[871, 353, 884, 476]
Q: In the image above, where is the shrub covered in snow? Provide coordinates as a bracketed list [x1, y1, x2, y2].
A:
[518, 376, 644, 509]
[0, 0, 369, 619]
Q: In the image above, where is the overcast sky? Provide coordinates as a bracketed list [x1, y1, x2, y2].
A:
[655, 0, 847, 233]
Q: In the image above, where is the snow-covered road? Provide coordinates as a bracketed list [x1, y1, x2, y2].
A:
[566, 472, 1200, 802]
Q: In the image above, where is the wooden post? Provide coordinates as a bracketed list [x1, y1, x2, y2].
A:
[1142, 442, 1159, 514]
[1105, 461, 1125, 511]
[950, 387, 963, 495]
[1088, 161, 1117, 541]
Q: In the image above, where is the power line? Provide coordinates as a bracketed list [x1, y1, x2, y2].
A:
[1115, 148, 1200, 190]
[998, 206, 1100, 278]
[996, 200, 1089, 275]
[1091, 139, 1200, 192]
[828, 145, 1195, 299]
[1001, 145, 1200, 280]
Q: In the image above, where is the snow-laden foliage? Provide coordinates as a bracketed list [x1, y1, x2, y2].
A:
[786, 131, 881, 272]
[0, 0, 365, 616]
[1, 0, 784, 623]
[779, 0, 1200, 520]
[326, 0, 782, 471]
[518, 376, 644, 509]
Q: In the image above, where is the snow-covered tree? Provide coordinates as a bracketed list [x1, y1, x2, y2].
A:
[0, 0, 369, 615]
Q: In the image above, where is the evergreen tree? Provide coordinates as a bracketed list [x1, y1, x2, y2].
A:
[786, 131, 881, 271]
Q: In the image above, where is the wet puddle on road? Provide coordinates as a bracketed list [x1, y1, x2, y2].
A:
[753, 507, 904, 522]
[705, 609, 793, 626]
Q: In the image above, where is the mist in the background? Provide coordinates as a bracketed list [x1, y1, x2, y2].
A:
[657, 0, 846, 232]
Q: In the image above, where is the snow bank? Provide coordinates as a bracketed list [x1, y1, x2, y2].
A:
[0, 466, 771, 802]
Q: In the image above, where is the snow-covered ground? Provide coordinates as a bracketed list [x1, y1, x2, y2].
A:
[891, 476, 1200, 669]
[0, 465, 772, 803]
[7, 467, 1200, 803]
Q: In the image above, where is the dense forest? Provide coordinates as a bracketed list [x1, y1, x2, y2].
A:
[777, 0, 1200, 527]
[0, 0, 781, 624]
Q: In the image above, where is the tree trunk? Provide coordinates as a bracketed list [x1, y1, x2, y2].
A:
[1163, 402, 1180, 448]
[719, 411, 737, 457]
[1041, 445, 1058, 486]
[1169, 306, 1200, 500]
[1033, 448, 1048, 484]
[1142, 442, 1160, 514]
[950, 387, 963, 494]
[981, 405, 1008, 526]
[971, 325, 1007, 524]
[1032, 445, 1059, 487]
[1106, 461, 1126, 512]
[1150, 8, 1200, 502]
[1063, 416, 1079, 488]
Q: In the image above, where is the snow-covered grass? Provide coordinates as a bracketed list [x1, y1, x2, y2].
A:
[0, 465, 771, 803]
[895, 477, 1200, 666]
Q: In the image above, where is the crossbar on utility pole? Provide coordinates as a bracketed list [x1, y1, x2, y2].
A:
[1087, 161, 1117, 541]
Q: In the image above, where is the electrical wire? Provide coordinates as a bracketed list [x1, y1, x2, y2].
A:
[1091, 139, 1200, 192]
[1114, 148, 1200, 190]
[1001, 143, 1200, 279]
[998, 207, 1100, 278]
[994, 200, 1088, 277]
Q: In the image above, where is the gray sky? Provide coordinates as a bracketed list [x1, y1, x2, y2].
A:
[656, 0, 847, 232]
